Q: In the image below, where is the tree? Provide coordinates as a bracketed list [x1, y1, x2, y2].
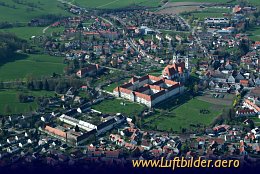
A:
[75, 125, 80, 132]
[193, 83, 199, 94]
[1, 117, 5, 127]
[4, 104, 12, 114]
[0, 81, 4, 89]
[132, 115, 136, 124]
[29, 105, 33, 112]
[137, 118, 142, 128]
[43, 79, 49, 91]
[59, 43, 65, 52]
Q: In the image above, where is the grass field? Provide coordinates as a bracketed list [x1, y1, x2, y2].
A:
[103, 78, 130, 92]
[144, 97, 223, 132]
[169, 0, 233, 3]
[0, 26, 45, 40]
[0, 0, 70, 23]
[0, 26, 65, 40]
[0, 89, 54, 115]
[74, 0, 161, 9]
[169, 0, 260, 6]
[92, 98, 146, 116]
[0, 54, 65, 81]
[247, 27, 260, 41]
[185, 7, 231, 20]
[251, 117, 260, 127]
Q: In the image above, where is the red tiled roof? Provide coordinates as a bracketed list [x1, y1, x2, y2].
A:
[45, 126, 66, 138]
[163, 62, 185, 77]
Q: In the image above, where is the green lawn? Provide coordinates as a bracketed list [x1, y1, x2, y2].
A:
[0, 54, 65, 81]
[0, 89, 54, 115]
[251, 117, 260, 127]
[92, 98, 146, 116]
[247, 27, 260, 41]
[0, 0, 70, 23]
[103, 78, 130, 92]
[144, 98, 223, 132]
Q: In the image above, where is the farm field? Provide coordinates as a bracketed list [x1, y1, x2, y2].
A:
[0, 27, 44, 40]
[0, 89, 54, 115]
[0, 54, 65, 81]
[144, 96, 224, 132]
[169, 0, 233, 3]
[73, 0, 161, 9]
[168, 0, 260, 6]
[0, 0, 70, 23]
[92, 98, 146, 116]
[0, 26, 65, 40]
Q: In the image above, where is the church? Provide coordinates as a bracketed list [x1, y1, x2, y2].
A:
[162, 54, 190, 83]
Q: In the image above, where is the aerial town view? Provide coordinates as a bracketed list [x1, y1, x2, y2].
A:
[0, 0, 259, 173]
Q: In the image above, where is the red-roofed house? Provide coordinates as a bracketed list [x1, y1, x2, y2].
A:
[76, 64, 103, 78]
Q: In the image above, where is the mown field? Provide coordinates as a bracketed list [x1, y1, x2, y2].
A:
[0, 54, 65, 81]
[0, 26, 44, 40]
[73, 0, 161, 8]
[0, 26, 64, 40]
[0, 89, 54, 115]
[0, 0, 70, 23]
[181, 6, 232, 21]
[92, 98, 146, 116]
[144, 96, 224, 132]
[169, 0, 232, 3]
[169, 0, 258, 5]
[192, 7, 231, 19]
[247, 27, 260, 41]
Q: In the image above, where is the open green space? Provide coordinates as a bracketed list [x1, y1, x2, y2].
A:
[0, 54, 65, 81]
[92, 98, 146, 116]
[251, 117, 260, 127]
[103, 78, 130, 92]
[247, 27, 260, 41]
[0, 26, 65, 40]
[73, 0, 161, 9]
[170, 0, 260, 6]
[0, 26, 44, 40]
[185, 7, 231, 20]
[169, 0, 234, 3]
[0, 89, 54, 115]
[144, 97, 223, 132]
[0, 0, 70, 23]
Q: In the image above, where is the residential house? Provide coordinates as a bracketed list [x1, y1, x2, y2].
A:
[76, 64, 103, 78]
